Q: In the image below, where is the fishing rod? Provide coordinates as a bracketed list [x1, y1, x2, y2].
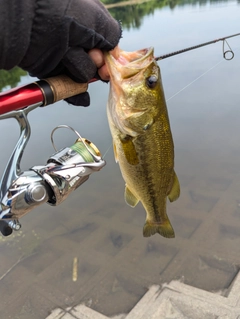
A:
[155, 32, 240, 61]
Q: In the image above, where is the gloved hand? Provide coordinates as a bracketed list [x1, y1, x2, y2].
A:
[0, 0, 121, 106]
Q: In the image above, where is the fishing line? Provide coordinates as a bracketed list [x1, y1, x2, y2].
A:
[166, 60, 223, 102]
[166, 44, 240, 102]
[102, 142, 113, 159]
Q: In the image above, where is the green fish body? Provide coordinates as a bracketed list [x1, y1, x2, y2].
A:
[105, 48, 180, 238]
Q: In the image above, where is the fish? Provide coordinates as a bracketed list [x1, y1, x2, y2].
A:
[104, 47, 180, 238]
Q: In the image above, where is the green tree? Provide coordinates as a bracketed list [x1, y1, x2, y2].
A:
[103, 0, 181, 29]
[101, 0, 233, 29]
[0, 67, 27, 92]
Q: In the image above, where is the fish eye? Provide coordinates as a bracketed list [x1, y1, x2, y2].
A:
[146, 75, 158, 89]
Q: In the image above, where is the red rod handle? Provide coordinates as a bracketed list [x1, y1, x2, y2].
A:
[0, 84, 43, 115]
[0, 75, 91, 116]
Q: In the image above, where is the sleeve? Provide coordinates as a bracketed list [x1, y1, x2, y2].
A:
[0, 0, 121, 83]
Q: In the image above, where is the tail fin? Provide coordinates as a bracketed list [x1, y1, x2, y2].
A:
[143, 219, 175, 238]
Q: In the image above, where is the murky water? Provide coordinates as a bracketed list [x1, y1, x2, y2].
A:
[0, 0, 240, 318]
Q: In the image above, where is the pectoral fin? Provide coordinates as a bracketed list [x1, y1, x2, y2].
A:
[125, 185, 139, 207]
[120, 134, 139, 165]
[168, 171, 180, 202]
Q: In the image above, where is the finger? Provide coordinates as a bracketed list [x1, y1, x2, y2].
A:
[98, 64, 110, 81]
[88, 48, 105, 68]
[89, 46, 121, 81]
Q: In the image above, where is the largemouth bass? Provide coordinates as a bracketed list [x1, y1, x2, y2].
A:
[105, 47, 180, 238]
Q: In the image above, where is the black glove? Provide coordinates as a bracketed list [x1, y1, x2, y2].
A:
[0, 0, 121, 106]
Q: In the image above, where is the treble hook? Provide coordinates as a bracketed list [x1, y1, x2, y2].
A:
[223, 39, 234, 60]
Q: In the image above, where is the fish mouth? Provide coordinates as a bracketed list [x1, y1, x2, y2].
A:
[105, 47, 154, 79]
[117, 47, 153, 65]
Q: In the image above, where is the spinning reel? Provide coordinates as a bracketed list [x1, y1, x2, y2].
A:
[0, 76, 105, 236]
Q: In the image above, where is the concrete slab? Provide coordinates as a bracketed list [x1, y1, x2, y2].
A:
[45, 308, 65, 319]
[71, 304, 110, 319]
[59, 314, 76, 319]
[46, 270, 240, 319]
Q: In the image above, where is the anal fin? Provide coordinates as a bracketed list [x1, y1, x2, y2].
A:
[125, 185, 139, 207]
[168, 171, 180, 203]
